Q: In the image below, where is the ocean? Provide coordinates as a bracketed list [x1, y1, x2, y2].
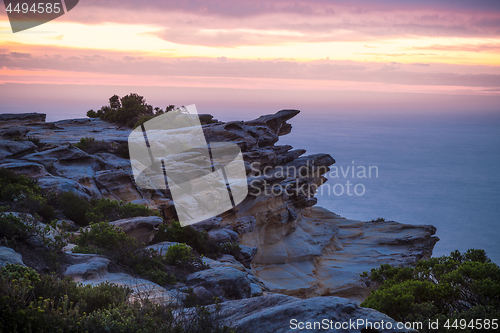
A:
[278, 113, 500, 264]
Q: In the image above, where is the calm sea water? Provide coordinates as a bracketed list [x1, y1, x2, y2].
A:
[277, 114, 500, 264]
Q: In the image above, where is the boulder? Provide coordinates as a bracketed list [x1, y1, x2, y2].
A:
[0, 126, 30, 139]
[0, 246, 25, 267]
[210, 293, 418, 333]
[63, 252, 181, 306]
[192, 285, 215, 305]
[0, 161, 50, 178]
[186, 266, 252, 300]
[0, 140, 37, 159]
[190, 216, 222, 232]
[110, 216, 163, 243]
[207, 228, 239, 244]
[64, 255, 110, 281]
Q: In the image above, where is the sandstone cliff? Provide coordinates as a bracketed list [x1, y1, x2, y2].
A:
[0, 110, 438, 331]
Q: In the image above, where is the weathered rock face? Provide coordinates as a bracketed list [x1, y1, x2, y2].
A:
[251, 207, 438, 302]
[209, 293, 418, 333]
[63, 252, 182, 306]
[109, 216, 163, 244]
[0, 111, 438, 303]
[185, 255, 269, 301]
[0, 113, 46, 124]
[0, 246, 26, 267]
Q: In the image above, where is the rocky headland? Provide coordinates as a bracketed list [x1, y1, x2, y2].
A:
[0, 110, 438, 332]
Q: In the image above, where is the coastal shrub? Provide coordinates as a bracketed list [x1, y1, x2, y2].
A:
[164, 243, 196, 266]
[73, 137, 130, 158]
[83, 299, 237, 333]
[32, 275, 130, 314]
[0, 264, 131, 333]
[133, 115, 154, 129]
[86, 93, 175, 128]
[124, 249, 177, 286]
[59, 191, 92, 225]
[72, 223, 180, 285]
[0, 168, 55, 219]
[115, 141, 130, 159]
[369, 217, 386, 222]
[0, 213, 39, 241]
[73, 137, 110, 154]
[0, 263, 236, 332]
[73, 222, 138, 254]
[12, 135, 44, 148]
[361, 249, 500, 332]
[220, 242, 241, 257]
[85, 198, 159, 223]
[154, 221, 244, 259]
[59, 191, 159, 226]
[154, 220, 221, 258]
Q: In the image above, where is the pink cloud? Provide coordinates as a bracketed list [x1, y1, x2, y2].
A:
[54, 1, 500, 43]
[1, 48, 500, 89]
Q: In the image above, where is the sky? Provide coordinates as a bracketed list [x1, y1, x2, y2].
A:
[0, 0, 500, 121]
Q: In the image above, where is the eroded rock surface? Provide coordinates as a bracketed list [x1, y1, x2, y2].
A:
[63, 252, 182, 306]
[209, 293, 418, 333]
[251, 207, 438, 302]
[0, 111, 438, 303]
[110, 216, 163, 244]
[0, 246, 26, 267]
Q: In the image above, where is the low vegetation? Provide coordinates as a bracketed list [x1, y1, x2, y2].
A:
[361, 249, 500, 333]
[13, 135, 45, 148]
[86, 93, 175, 128]
[369, 217, 386, 222]
[72, 222, 201, 286]
[73, 137, 129, 158]
[0, 264, 236, 333]
[59, 191, 159, 226]
[153, 220, 242, 260]
[0, 168, 55, 220]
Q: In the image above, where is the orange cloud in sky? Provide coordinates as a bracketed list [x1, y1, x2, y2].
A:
[0, 0, 499, 117]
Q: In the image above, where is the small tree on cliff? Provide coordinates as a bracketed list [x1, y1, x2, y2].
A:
[87, 93, 175, 128]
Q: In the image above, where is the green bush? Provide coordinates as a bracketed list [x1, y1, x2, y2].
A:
[0, 264, 131, 333]
[0, 168, 55, 219]
[73, 222, 138, 254]
[164, 243, 196, 266]
[83, 299, 236, 333]
[59, 191, 159, 226]
[72, 223, 181, 285]
[153, 220, 221, 258]
[59, 191, 92, 225]
[361, 249, 500, 332]
[124, 249, 177, 286]
[220, 242, 241, 257]
[86, 93, 175, 128]
[154, 220, 243, 260]
[369, 217, 386, 222]
[73, 137, 130, 158]
[0, 213, 39, 241]
[0, 262, 236, 332]
[114, 142, 130, 159]
[73, 137, 108, 154]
